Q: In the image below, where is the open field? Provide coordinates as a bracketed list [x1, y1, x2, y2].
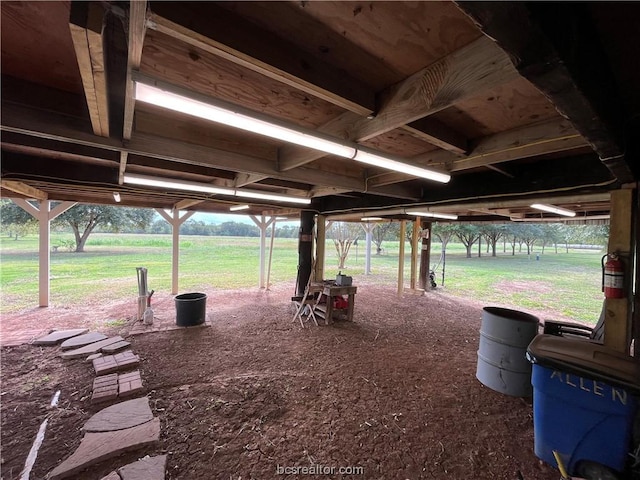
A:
[0, 233, 604, 323]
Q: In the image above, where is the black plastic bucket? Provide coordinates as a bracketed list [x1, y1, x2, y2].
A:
[175, 292, 207, 326]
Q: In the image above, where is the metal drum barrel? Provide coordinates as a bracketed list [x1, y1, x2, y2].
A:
[476, 307, 539, 397]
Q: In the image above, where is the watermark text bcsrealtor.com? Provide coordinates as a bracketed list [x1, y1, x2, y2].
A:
[276, 464, 364, 476]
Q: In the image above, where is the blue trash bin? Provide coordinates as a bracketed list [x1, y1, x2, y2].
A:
[527, 335, 639, 477]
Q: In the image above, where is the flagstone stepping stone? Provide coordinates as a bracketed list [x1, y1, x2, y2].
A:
[33, 329, 89, 345]
[92, 374, 119, 404]
[118, 454, 167, 480]
[94, 351, 140, 375]
[48, 418, 160, 479]
[101, 340, 131, 354]
[99, 472, 120, 480]
[83, 397, 153, 433]
[60, 332, 107, 350]
[87, 353, 103, 361]
[61, 336, 124, 359]
[119, 371, 144, 398]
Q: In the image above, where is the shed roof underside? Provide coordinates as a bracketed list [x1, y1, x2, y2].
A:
[1, 1, 638, 222]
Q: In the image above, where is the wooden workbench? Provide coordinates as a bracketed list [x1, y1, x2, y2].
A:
[312, 283, 357, 323]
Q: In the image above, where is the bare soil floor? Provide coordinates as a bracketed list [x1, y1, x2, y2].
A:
[1, 283, 558, 480]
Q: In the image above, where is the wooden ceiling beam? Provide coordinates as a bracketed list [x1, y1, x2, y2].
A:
[234, 173, 270, 188]
[367, 118, 588, 187]
[278, 35, 518, 171]
[147, 3, 375, 116]
[402, 118, 468, 155]
[174, 199, 203, 210]
[122, 0, 147, 140]
[69, 2, 109, 137]
[1, 103, 421, 201]
[455, 2, 635, 183]
[0, 180, 48, 200]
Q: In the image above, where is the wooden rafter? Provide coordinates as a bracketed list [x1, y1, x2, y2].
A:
[146, 4, 375, 116]
[0, 180, 48, 200]
[234, 173, 269, 188]
[69, 2, 109, 137]
[122, 0, 147, 140]
[367, 118, 588, 187]
[174, 199, 203, 210]
[277, 35, 518, 172]
[402, 118, 468, 155]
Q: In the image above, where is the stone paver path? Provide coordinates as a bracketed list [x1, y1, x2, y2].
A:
[60, 332, 108, 350]
[99, 472, 121, 480]
[61, 336, 124, 359]
[83, 397, 153, 433]
[118, 371, 144, 398]
[48, 418, 160, 479]
[32, 329, 89, 345]
[0, 328, 50, 347]
[119, 455, 167, 480]
[92, 374, 119, 404]
[101, 340, 131, 354]
[93, 351, 139, 375]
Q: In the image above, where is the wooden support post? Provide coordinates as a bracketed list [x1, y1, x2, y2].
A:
[604, 188, 635, 353]
[635, 185, 640, 358]
[13, 199, 75, 307]
[410, 218, 419, 290]
[361, 223, 376, 275]
[250, 215, 275, 289]
[156, 208, 194, 295]
[315, 215, 326, 283]
[398, 220, 406, 296]
[266, 220, 276, 291]
[419, 221, 432, 290]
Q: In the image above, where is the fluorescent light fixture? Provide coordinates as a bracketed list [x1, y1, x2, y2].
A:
[133, 74, 451, 184]
[229, 204, 250, 211]
[354, 147, 450, 183]
[275, 217, 289, 221]
[406, 210, 458, 220]
[361, 216, 384, 221]
[124, 173, 234, 195]
[530, 203, 576, 217]
[113, 192, 121, 203]
[235, 189, 311, 205]
[123, 173, 311, 204]
[134, 78, 356, 159]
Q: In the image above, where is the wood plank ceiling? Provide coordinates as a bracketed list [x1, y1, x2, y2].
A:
[1, 1, 638, 222]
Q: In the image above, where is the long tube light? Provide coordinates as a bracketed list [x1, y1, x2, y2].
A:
[123, 173, 311, 205]
[229, 204, 250, 211]
[530, 203, 576, 217]
[133, 73, 450, 184]
[406, 210, 458, 220]
[355, 148, 451, 183]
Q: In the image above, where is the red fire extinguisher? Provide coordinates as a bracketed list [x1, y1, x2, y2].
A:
[602, 253, 625, 298]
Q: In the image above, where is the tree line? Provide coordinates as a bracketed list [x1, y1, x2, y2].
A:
[1, 201, 608, 257]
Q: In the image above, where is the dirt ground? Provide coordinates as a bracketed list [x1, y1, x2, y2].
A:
[1, 282, 560, 480]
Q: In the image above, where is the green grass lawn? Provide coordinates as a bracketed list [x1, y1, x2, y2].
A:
[0, 233, 605, 323]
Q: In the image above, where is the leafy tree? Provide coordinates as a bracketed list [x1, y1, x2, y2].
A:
[432, 223, 457, 251]
[479, 224, 506, 257]
[372, 221, 393, 254]
[455, 224, 481, 258]
[329, 222, 361, 269]
[54, 205, 155, 252]
[0, 200, 37, 239]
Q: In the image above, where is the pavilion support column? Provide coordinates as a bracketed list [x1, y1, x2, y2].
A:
[361, 223, 376, 275]
[250, 215, 275, 289]
[398, 220, 406, 296]
[315, 215, 326, 283]
[296, 210, 315, 296]
[419, 221, 432, 290]
[410, 218, 420, 290]
[604, 188, 635, 353]
[156, 209, 195, 295]
[13, 199, 76, 307]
